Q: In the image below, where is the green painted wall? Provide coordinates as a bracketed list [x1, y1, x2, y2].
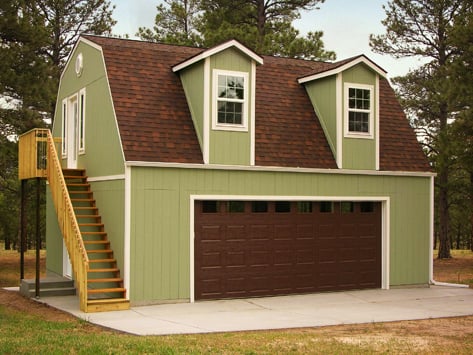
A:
[209, 48, 253, 165]
[90, 179, 125, 273]
[180, 62, 205, 149]
[45, 185, 64, 276]
[52, 39, 125, 178]
[129, 166, 431, 303]
[304, 76, 338, 156]
[342, 64, 377, 170]
[47, 39, 126, 276]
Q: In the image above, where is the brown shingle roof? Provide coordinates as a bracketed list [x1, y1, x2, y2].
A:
[83, 35, 204, 163]
[82, 35, 430, 172]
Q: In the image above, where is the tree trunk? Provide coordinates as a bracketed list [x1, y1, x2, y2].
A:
[255, 0, 266, 52]
[470, 171, 473, 252]
[438, 168, 451, 258]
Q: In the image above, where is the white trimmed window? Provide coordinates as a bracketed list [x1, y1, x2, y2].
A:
[213, 69, 248, 131]
[345, 83, 374, 138]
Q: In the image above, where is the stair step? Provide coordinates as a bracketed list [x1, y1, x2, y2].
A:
[74, 206, 98, 211]
[76, 214, 100, 219]
[79, 223, 104, 227]
[89, 258, 116, 264]
[86, 298, 130, 312]
[87, 287, 126, 294]
[87, 249, 113, 254]
[84, 240, 110, 245]
[19, 277, 76, 298]
[88, 278, 123, 283]
[66, 183, 90, 187]
[88, 268, 119, 273]
[69, 190, 93, 195]
[71, 198, 95, 202]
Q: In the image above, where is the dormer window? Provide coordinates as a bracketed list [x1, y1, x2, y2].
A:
[345, 83, 374, 139]
[213, 69, 248, 131]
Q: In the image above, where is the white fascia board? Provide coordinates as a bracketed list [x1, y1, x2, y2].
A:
[298, 56, 387, 84]
[172, 40, 264, 72]
[126, 161, 436, 178]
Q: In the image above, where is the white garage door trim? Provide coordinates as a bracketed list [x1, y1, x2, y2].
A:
[189, 195, 390, 303]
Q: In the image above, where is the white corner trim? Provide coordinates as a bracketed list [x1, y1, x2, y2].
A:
[429, 175, 434, 284]
[189, 198, 195, 303]
[336, 73, 343, 168]
[375, 75, 380, 170]
[298, 55, 387, 84]
[250, 61, 256, 166]
[124, 166, 131, 300]
[203, 58, 210, 164]
[382, 197, 390, 289]
[172, 39, 263, 72]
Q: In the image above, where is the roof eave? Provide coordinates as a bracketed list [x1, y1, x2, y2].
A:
[172, 39, 264, 72]
[298, 55, 387, 84]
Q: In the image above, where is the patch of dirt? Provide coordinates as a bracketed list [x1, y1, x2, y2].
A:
[0, 288, 76, 322]
[434, 254, 473, 285]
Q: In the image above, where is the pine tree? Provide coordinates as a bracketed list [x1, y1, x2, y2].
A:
[370, 0, 472, 258]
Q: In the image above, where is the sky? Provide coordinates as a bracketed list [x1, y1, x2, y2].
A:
[110, 0, 425, 78]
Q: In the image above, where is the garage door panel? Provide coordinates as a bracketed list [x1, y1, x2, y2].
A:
[195, 201, 381, 300]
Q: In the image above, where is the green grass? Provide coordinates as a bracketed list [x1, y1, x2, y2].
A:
[1, 244, 473, 354]
[1, 301, 473, 354]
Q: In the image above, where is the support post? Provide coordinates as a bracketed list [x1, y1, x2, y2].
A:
[20, 179, 27, 281]
[35, 178, 41, 298]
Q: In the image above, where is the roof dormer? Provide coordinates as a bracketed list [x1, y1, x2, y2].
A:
[173, 40, 263, 166]
[299, 55, 387, 170]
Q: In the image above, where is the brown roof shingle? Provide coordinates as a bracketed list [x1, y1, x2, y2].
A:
[82, 35, 430, 172]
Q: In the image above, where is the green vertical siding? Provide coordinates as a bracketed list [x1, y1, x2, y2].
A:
[209, 49, 253, 165]
[129, 166, 431, 303]
[52, 40, 125, 178]
[48, 39, 126, 277]
[304, 76, 338, 156]
[180, 62, 205, 149]
[342, 64, 377, 170]
[90, 179, 125, 273]
[45, 186, 64, 276]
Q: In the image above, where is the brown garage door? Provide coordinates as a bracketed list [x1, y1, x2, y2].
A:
[194, 200, 382, 300]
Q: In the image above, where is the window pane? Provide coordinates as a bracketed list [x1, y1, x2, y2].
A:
[320, 201, 333, 213]
[297, 202, 312, 213]
[341, 202, 354, 213]
[202, 201, 218, 213]
[349, 111, 369, 132]
[360, 202, 375, 213]
[275, 201, 291, 213]
[252, 201, 268, 213]
[228, 201, 245, 213]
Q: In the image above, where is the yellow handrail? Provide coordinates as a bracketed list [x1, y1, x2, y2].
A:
[44, 130, 90, 312]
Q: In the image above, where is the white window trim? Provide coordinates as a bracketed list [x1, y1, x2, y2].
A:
[344, 82, 374, 139]
[212, 69, 249, 132]
[61, 99, 67, 158]
[78, 88, 86, 154]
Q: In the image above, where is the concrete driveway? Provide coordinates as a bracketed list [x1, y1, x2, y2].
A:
[37, 285, 473, 336]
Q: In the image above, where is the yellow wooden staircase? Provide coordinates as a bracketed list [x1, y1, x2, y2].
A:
[19, 129, 129, 312]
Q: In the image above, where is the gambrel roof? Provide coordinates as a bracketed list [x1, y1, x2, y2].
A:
[82, 35, 430, 172]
